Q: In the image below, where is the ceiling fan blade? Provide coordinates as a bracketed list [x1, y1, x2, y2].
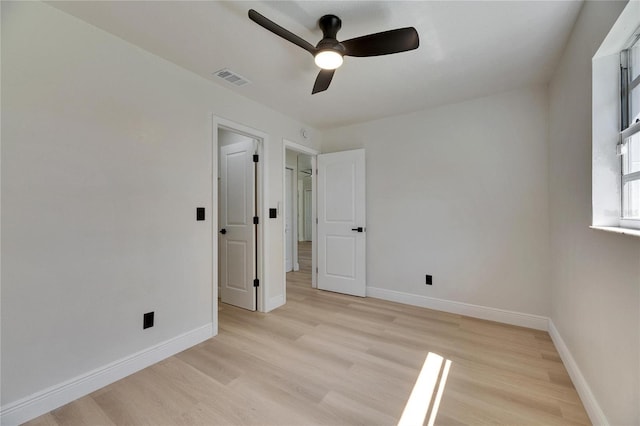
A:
[312, 69, 335, 94]
[248, 9, 316, 55]
[342, 27, 419, 57]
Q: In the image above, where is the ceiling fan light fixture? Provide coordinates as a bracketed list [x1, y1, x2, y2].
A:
[248, 9, 420, 93]
[314, 50, 343, 70]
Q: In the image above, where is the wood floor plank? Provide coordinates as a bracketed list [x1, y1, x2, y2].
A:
[320, 390, 398, 426]
[24, 241, 590, 425]
[50, 396, 116, 426]
[21, 414, 59, 426]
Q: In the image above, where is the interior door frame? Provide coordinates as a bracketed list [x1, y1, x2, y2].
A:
[285, 166, 294, 272]
[213, 115, 268, 320]
[283, 140, 319, 289]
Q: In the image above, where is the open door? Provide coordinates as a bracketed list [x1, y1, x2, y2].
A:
[219, 138, 257, 311]
[317, 149, 366, 297]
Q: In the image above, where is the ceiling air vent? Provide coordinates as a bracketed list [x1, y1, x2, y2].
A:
[213, 68, 251, 87]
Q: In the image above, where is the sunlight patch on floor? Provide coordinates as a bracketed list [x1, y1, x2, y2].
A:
[398, 352, 452, 426]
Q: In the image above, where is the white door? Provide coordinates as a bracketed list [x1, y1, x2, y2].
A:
[285, 167, 294, 272]
[317, 149, 366, 297]
[219, 139, 256, 311]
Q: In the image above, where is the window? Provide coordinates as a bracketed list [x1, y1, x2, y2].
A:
[619, 35, 640, 228]
[622, 133, 640, 218]
[591, 2, 640, 236]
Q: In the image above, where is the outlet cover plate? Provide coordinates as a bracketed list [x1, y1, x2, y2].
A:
[143, 312, 154, 329]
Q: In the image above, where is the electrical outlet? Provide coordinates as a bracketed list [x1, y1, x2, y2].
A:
[143, 312, 154, 329]
[425, 275, 433, 285]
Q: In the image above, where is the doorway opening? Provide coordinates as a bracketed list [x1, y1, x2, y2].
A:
[283, 141, 319, 296]
[283, 144, 366, 303]
[214, 117, 266, 314]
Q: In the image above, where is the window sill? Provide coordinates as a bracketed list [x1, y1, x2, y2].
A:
[590, 225, 640, 238]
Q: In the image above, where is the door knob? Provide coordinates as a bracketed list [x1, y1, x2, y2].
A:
[351, 227, 364, 232]
[220, 228, 227, 235]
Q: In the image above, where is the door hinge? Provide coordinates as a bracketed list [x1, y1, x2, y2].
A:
[253, 216, 259, 225]
[253, 278, 260, 287]
[253, 154, 259, 163]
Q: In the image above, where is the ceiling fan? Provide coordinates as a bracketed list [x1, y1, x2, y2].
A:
[248, 9, 420, 94]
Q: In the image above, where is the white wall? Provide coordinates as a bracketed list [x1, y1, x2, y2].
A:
[322, 85, 551, 318]
[1, 0, 319, 413]
[548, 1, 640, 424]
[4, 1, 638, 424]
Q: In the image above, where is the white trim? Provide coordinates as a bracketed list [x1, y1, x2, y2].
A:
[310, 154, 317, 289]
[0, 323, 214, 426]
[283, 141, 319, 157]
[366, 287, 548, 330]
[285, 166, 296, 274]
[266, 294, 285, 312]
[213, 115, 269, 313]
[548, 320, 609, 426]
[590, 225, 640, 237]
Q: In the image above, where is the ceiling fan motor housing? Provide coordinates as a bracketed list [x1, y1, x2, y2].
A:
[317, 15, 345, 54]
[319, 15, 341, 38]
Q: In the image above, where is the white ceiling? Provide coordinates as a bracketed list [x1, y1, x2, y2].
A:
[50, 1, 583, 130]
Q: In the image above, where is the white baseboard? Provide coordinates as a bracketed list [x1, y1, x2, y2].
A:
[265, 294, 285, 313]
[366, 287, 607, 424]
[548, 320, 608, 425]
[0, 323, 214, 426]
[1, 294, 606, 426]
[366, 287, 549, 330]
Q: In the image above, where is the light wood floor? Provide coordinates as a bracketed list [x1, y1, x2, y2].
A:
[26, 241, 589, 425]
